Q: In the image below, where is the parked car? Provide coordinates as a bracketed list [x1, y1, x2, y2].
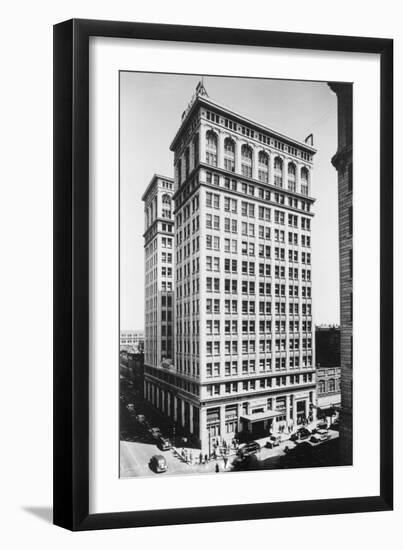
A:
[290, 428, 311, 442]
[158, 437, 172, 451]
[135, 414, 146, 423]
[231, 453, 259, 471]
[310, 429, 331, 444]
[126, 403, 135, 412]
[149, 427, 162, 440]
[316, 419, 328, 430]
[149, 455, 167, 473]
[237, 441, 261, 457]
[265, 435, 281, 449]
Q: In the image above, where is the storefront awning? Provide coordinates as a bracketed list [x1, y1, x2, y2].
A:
[240, 409, 278, 423]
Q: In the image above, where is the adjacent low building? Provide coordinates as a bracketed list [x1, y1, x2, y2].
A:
[120, 330, 145, 353]
[315, 325, 341, 414]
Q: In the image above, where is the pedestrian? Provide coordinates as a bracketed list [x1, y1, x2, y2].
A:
[189, 451, 193, 464]
[199, 452, 203, 464]
[223, 456, 228, 469]
[204, 453, 209, 463]
[215, 463, 220, 473]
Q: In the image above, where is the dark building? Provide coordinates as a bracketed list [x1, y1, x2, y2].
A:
[315, 325, 341, 414]
[316, 325, 340, 369]
[328, 83, 353, 465]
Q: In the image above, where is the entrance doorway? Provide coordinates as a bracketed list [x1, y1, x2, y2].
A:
[296, 400, 306, 422]
[251, 420, 265, 438]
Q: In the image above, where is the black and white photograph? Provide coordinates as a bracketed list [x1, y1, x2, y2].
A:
[119, 72, 353, 478]
[0, 0, 396, 543]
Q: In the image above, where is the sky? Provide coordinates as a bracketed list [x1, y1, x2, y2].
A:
[120, 72, 340, 330]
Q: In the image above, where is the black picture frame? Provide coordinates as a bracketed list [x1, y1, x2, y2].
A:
[53, 18, 393, 531]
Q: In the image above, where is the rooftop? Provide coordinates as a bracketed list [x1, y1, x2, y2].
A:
[170, 81, 317, 155]
[141, 173, 174, 202]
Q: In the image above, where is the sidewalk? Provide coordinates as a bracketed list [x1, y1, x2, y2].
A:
[172, 445, 237, 466]
[171, 421, 320, 467]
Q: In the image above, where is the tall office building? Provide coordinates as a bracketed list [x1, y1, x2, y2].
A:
[142, 175, 175, 377]
[144, 83, 317, 453]
[328, 83, 353, 464]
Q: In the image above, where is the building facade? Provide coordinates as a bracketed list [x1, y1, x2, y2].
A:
[143, 84, 317, 453]
[142, 175, 175, 374]
[120, 330, 145, 353]
[316, 367, 341, 408]
[315, 325, 341, 411]
[328, 83, 353, 465]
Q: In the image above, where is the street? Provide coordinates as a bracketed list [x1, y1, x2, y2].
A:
[120, 380, 340, 478]
[120, 429, 340, 478]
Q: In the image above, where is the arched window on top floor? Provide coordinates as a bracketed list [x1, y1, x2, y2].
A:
[258, 151, 269, 183]
[224, 137, 235, 172]
[206, 130, 218, 166]
[161, 194, 172, 219]
[288, 162, 296, 193]
[301, 167, 309, 195]
[241, 144, 253, 178]
[274, 156, 283, 188]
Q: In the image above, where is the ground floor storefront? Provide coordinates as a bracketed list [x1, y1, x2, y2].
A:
[144, 374, 316, 454]
[200, 389, 316, 453]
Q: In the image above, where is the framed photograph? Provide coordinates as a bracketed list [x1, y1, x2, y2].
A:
[53, 19, 393, 530]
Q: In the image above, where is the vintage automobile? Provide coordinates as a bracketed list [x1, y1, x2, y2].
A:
[231, 453, 259, 471]
[149, 455, 167, 473]
[265, 435, 281, 449]
[158, 437, 172, 451]
[237, 441, 261, 457]
[290, 427, 311, 442]
[310, 429, 331, 444]
[316, 419, 328, 430]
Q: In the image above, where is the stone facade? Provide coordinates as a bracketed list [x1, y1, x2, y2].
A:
[143, 84, 318, 453]
[142, 175, 175, 370]
[328, 83, 353, 465]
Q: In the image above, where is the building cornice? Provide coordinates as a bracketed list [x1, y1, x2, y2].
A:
[141, 173, 174, 202]
[173, 164, 316, 216]
[143, 216, 174, 241]
[170, 95, 317, 156]
[331, 144, 352, 171]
